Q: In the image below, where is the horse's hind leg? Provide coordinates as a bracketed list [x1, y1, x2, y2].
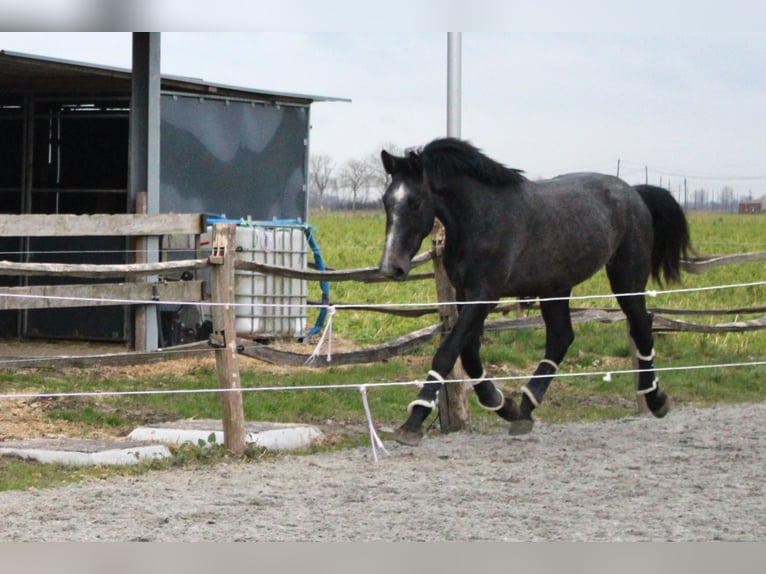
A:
[613, 293, 670, 418]
[511, 294, 575, 435]
[607, 264, 670, 418]
[461, 332, 520, 422]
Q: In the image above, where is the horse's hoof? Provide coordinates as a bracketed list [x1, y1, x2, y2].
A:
[394, 425, 424, 447]
[649, 392, 671, 419]
[495, 396, 520, 423]
[508, 417, 534, 436]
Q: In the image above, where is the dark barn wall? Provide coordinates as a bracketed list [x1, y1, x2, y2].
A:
[0, 98, 24, 337]
[160, 94, 310, 221]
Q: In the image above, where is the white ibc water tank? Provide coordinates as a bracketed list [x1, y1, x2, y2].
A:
[232, 224, 308, 338]
[195, 223, 309, 338]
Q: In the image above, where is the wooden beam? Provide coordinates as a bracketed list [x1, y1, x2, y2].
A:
[236, 323, 442, 367]
[0, 258, 208, 278]
[682, 252, 766, 274]
[235, 250, 434, 283]
[0, 213, 206, 237]
[0, 341, 210, 369]
[0, 281, 204, 311]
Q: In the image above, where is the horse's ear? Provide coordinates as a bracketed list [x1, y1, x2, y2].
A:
[381, 150, 395, 174]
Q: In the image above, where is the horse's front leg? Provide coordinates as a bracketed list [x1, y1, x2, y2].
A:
[510, 294, 575, 435]
[394, 302, 493, 446]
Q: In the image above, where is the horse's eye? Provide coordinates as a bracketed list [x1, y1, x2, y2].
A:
[408, 197, 422, 210]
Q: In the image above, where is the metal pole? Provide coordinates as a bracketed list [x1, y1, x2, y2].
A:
[437, 32, 470, 433]
[129, 32, 161, 351]
[447, 32, 462, 138]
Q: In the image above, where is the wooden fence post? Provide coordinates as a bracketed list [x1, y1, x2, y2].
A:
[432, 221, 471, 433]
[209, 223, 247, 455]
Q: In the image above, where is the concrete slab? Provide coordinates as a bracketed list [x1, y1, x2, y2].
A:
[128, 419, 323, 451]
[0, 421, 321, 467]
[0, 438, 171, 466]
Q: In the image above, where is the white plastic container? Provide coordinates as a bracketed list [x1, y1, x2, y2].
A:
[231, 224, 308, 338]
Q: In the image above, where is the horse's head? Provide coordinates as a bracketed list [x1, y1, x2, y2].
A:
[378, 149, 435, 279]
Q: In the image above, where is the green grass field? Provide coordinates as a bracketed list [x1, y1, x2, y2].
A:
[1, 210, 765, 489]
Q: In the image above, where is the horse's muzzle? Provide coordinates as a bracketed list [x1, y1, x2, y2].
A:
[378, 261, 410, 281]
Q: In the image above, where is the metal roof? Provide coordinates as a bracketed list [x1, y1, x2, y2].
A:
[0, 50, 349, 105]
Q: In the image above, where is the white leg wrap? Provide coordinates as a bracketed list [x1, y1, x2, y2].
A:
[636, 377, 659, 395]
[539, 359, 559, 371]
[636, 348, 656, 362]
[427, 370, 445, 383]
[407, 398, 437, 414]
[520, 385, 540, 408]
[469, 370, 505, 411]
[477, 390, 506, 411]
[407, 370, 444, 414]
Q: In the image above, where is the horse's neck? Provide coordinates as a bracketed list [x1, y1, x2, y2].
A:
[433, 194, 469, 251]
[433, 198, 457, 235]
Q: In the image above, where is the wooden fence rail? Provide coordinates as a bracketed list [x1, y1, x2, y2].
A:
[0, 259, 208, 279]
[0, 213, 206, 237]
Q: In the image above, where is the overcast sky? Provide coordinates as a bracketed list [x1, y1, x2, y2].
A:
[1, 1, 765, 198]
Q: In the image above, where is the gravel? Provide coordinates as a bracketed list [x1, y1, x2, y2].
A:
[1, 402, 764, 542]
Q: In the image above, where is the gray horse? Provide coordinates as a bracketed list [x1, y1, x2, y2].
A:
[379, 138, 692, 446]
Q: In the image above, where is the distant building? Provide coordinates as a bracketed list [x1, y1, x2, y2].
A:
[738, 201, 763, 214]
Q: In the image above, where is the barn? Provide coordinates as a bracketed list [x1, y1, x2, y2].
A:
[738, 201, 763, 214]
[0, 46, 345, 346]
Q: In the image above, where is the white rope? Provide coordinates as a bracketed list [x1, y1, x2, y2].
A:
[1, 359, 764, 402]
[304, 305, 336, 365]
[1, 280, 765, 310]
[359, 385, 389, 463]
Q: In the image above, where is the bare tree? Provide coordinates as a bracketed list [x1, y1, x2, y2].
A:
[720, 186, 735, 212]
[340, 158, 374, 211]
[309, 154, 335, 211]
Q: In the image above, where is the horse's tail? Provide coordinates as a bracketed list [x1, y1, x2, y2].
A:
[634, 184, 693, 285]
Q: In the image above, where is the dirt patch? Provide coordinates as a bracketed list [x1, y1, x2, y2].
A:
[0, 392, 72, 440]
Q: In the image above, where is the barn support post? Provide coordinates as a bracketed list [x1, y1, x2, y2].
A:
[129, 32, 161, 351]
[209, 223, 247, 455]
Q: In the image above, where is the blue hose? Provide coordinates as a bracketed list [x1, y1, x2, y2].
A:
[304, 226, 330, 338]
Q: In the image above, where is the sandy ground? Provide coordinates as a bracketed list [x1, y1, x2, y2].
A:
[0, 401, 763, 542]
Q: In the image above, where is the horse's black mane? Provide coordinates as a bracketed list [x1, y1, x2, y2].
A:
[421, 138, 526, 188]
